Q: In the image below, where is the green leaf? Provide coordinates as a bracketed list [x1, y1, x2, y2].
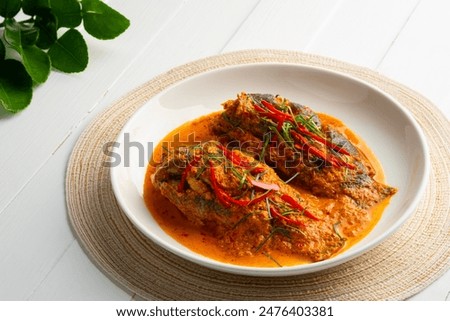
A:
[22, 0, 50, 15]
[4, 19, 40, 51]
[4, 19, 23, 51]
[35, 8, 58, 49]
[48, 29, 88, 73]
[0, 60, 33, 113]
[0, 0, 21, 18]
[22, 46, 51, 84]
[82, 0, 130, 40]
[50, 0, 82, 28]
[0, 40, 5, 60]
[0, 0, 128, 113]
[19, 22, 40, 47]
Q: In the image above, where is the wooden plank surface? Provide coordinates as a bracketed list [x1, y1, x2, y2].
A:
[378, 0, 450, 113]
[0, 0, 185, 214]
[0, 0, 261, 300]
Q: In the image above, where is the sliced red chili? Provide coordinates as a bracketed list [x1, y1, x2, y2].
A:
[293, 122, 351, 156]
[290, 130, 308, 144]
[270, 205, 306, 228]
[218, 188, 248, 207]
[261, 100, 293, 121]
[218, 145, 250, 167]
[218, 144, 264, 174]
[250, 167, 265, 174]
[209, 160, 273, 207]
[280, 194, 320, 221]
[256, 100, 353, 161]
[307, 131, 351, 156]
[247, 189, 275, 206]
[291, 131, 355, 169]
[294, 142, 340, 168]
[334, 157, 356, 170]
[254, 102, 292, 126]
[209, 161, 247, 207]
[253, 104, 266, 113]
[291, 130, 335, 166]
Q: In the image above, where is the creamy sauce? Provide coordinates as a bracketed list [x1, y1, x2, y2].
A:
[144, 112, 391, 267]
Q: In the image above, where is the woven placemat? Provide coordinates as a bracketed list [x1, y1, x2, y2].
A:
[66, 50, 449, 300]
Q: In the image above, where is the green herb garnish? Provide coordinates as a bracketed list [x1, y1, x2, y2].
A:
[259, 133, 271, 161]
[255, 227, 290, 252]
[295, 114, 323, 136]
[284, 172, 299, 184]
[333, 222, 347, 240]
[263, 252, 282, 267]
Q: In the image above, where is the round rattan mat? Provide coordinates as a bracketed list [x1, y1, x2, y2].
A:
[66, 50, 449, 300]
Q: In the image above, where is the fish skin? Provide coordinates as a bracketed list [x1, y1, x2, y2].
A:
[151, 142, 345, 262]
[248, 93, 321, 128]
[218, 92, 397, 207]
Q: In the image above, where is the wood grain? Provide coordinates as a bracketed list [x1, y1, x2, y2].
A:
[0, 0, 448, 300]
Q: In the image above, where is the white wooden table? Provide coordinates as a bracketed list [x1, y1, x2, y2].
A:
[0, 0, 448, 300]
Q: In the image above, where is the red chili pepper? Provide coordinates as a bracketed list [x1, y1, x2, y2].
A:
[252, 100, 358, 197]
[294, 142, 341, 168]
[280, 194, 320, 221]
[267, 112, 288, 126]
[209, 161, 247, 207]
[334, 157, 356, 170]
[291, 130, 334, 166]
[256, 101, 352, 158]
[309, 146, 334, 165]
[251, 167, 265, 174]
[261, 101, 294, 132]
[247, 189, 275, 206]
[308, 132, 351, 156]
[291, 131, 355, 169]
[209, 161, 230, 206]
[261, 100, 293, 121]
[218, 144, 264, 174]
[293, 123, 351, 156]
[177, 156, 201, 192]
[209, 160, 273, 207]
[253, 104, 266, 113]
[260, 100, 279, 112]
[254, 103, 292, 127]
[277, 120, 283, 131]
[218, 145, 249, 167]
[290, 130, 308, 144]
[218, 189, 249, 207]
[270, 206, 306, 228]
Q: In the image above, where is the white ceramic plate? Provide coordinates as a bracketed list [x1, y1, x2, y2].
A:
[110, 63, 429, 276]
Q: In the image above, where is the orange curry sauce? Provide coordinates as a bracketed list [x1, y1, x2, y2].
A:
[143, 112, 391, 267]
